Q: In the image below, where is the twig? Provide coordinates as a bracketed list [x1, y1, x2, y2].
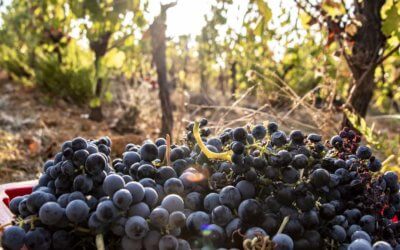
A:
[165, 134, 171, 166]
[215, 83, 259, 134]
[107, 34, 132, 52]
[96, 234, 105, 250]
[376, 44, 400, 65]
[277, 216, 290, 234]
[0, 222, 12, 231]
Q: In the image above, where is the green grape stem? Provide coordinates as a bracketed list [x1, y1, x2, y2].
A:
[193, 121, 232, 162]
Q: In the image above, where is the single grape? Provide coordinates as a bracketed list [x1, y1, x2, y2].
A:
[65, 199, 89, 223]
[143, 230, 162, 250]
[52, 230, 74, 250]
[67, 191, 85, 203]
[212, 205, 233, 227]
[128, 202, 151, 218]
[121, 236, 143, 250]
[71, 137, 87, 151]
[219, 186, 241, 209]
[372, 241, 392, 250]
[103, 174, 125, 196]
[186, 211, 210, 233]
[144, 187, 159, 208]
[110, 217, 127, 236]
[169, 211, 186, 228]
[271, 131, 287, 147]
[18, 198, 30, 217]
[149, 207, 169, 228]
[348, 239, 372, 250]
[232, 127, 247, 142]
[125, 181, 145, 203]
[356, 146, 372, 160]
[178, 239, 191, 250]
[96, 200, 118, 222]
[26, 191, 50, 213]
[85, 153, 107, 175]
[330, 135, 343, 149]
[125, 216, 149, 240]
[203, 193, 221, 213]
[105, 186, 129, 207]
[360, 215, 376, 234]
[161, 194, 185, 213]
[140, 143, 159, 162]
[24, 227, 52, 250]
[170, 147, 186, 161]
[252, 124, 267, 140]
[156, 166, 177, 185]
[272, 233, 294, 250]
[39, 201, 64, 225]
[225, 217, 240, 238]
[351, 230, 371, 243]
[164, 177, 184, 195]
[331, 225, 346, 243]
[1, 226, 25, 250]
[88, 212, 105, 233]
[159, 235, 179, 250]
[238, 199, 263, 224]
[185, 192, 203, 211]
[9, 196, 24, 215]
[310, 168, 330, 188]
[202, 224, 226, 247]
[236, 180, 255, 199]
[245, 227, 267, 239]
[73, 174, 93, 194]
[72, 149, 90, 167]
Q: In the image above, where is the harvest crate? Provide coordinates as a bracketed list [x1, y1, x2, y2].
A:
[0, 180, 37, 226]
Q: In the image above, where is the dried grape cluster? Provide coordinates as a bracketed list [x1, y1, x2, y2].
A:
[1, 119, 399, 250]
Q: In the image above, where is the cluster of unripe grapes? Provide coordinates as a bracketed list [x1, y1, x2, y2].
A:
[1, 118, 399, 250]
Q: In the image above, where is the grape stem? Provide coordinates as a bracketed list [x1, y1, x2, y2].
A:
[0, 222, 12, 231]
[276, 216, 290, 235]
[299, 168, 304, 179]
[96, 234, 105, 250]
[193, 121, 232, 162]
[73, 225, 91, 233]
[165, 134, 172, 166]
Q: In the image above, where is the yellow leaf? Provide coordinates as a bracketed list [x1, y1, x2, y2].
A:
[103, 49, 126, 69]
[322, 0, 346, 16]
[300, 11, 312, 28]
[254, 16, 264, 36]
[345, 23, 358, 36]
[256, 0, 272, 22]
[90, 98, 101, 108]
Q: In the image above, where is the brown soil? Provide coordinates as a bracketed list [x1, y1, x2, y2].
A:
[0, 72, 146, 184]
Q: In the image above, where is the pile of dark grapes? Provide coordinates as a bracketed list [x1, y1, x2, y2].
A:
[1, 118, 399, 250]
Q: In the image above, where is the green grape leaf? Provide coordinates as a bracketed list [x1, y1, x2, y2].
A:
[89, 97, 101, 108]
[104, 91, 113, 103]
[382, 2, 400, 37]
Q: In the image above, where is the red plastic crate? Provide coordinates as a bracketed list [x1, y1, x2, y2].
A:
[0, 180, 37, 226]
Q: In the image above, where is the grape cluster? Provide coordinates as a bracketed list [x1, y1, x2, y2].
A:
[1, 119, 399, 250]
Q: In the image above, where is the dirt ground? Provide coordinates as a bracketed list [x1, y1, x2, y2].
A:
[0, 73, 148, 184]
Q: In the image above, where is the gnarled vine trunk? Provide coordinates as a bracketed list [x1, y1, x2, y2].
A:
[150, 3, 176, 137]
[89, 32, 111, 122]
[342, 0, 386, 128]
